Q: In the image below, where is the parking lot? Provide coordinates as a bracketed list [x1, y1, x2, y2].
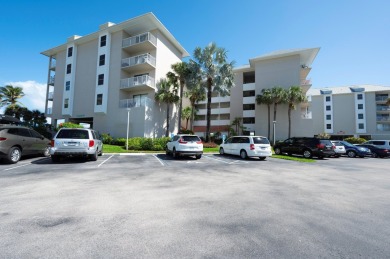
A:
[1, 154, 389, 258]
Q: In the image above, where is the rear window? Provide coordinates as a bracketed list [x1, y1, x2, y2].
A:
[372, 141, 385, 145]
[56, 129, 89, 139]
[332, 141, 342, 146]
[253, 137, 270, 144]
[320, 140, 332, 145]
[182, 136, 200, 142]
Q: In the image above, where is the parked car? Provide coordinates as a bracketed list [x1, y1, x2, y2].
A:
[219, 136, 272, 160]
[0, 125, 51, 164]
[362, 140, 390, 150]
[330, 140, 346, 158]
[273, 137, 335, 159]
[356, 144, 390, 158]
[339, 141, 371, 158]
[166, 134, 203, 159]
[50, 128, 103, 162]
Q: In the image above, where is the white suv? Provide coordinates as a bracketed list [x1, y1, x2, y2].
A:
[50, 128, 103, 162]
[166, 134, 203, 159]
[219, 136, 272, 160]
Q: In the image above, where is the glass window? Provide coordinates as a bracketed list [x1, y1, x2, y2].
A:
[243, 104, 255, 110]
[100, 35, 107, 47]
[133, 94, 148, 107]
[243, 71, 255, 84]
[67, 47, 73, 57]
[99, 54, 105, 66]
[358, 113, 364, 119]
[326, 124, 332, 129]
[66, 64, 71, 74]
[357, 94, 363, 100]
[358, 104, 363, 109]
[253, 137, 270, 144]
[358, 123, 364, 129]
[98, 74, 104, 85]
[64, 98, 69, 108]
[243, 117, 255, 124]
[326, 105, 331, 111]
[96, 94, 103, 105]
[65, 81, 70, 91]
[243, 90, 255, 97]
[326, 114, 331, 120]
[29, 130, 42, 138]
[325, 96, 331, 102]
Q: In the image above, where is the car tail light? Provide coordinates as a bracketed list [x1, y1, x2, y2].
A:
[332, 145, 336, 149]
[89, 140, 95, 147]
[178, 138, 187, 144]
[316, 143, 325, 149]
[0, 137, 7, 141]
[196, 141, 202, 144]
[51, 140, 55, 147]
[250, 144, 255, 150]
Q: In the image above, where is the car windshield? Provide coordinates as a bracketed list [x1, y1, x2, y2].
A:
[182, 136, 200, 142]
[253, 137, 270, 144]
[56, 129, 89, 139]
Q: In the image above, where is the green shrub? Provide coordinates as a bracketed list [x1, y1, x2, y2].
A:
[152, 144, 163, 151]
[140, 138, 153, 150]
[127, 137, 142, 150]
[153, 137, 171, 149]
[101, 133, 113, 144]
[344, 137, 366, 144]
[113, 138, 126, 147]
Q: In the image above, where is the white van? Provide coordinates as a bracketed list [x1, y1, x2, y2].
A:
[362, 140, 390, 150]
[219, 136, 272, 160]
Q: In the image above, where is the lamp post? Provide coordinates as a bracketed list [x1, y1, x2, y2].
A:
[126, 108, 130, 150]
[273, 121, 276, 146]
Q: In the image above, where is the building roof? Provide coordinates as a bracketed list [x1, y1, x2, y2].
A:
[307, 85, 390, 95]
[41, 12, 189, 58]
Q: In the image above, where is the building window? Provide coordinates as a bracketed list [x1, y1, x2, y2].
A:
[133, 94, 148, 107]
[66, 64, 72, 74]
[99, 54, 105, 66]
[243, 117, 255, 124]
[65, 81, 70, 91]
[326, 124, 332, 129]
[358, 113, 364, 119]
[96, 94, 103, 105]
[358, 123, 364, 129]
[326, 114, 331, 120]
[358, 104, 363, 109]
[100, 35, 107, 47]
[325, 96, 331, 102]
[67, 47, 73, 57]
[357, 94, 363, 100]
[326, 105, 331, 111]
[98, 74, 104, 85]
[64, 98, 69, 109]
[243, 104, 255, 110]
[243, 90, 255, 97]
[243, 71, 255, 84]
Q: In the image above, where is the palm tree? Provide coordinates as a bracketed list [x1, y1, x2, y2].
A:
[286, 86, 307, 138]
[184, 83, 206, 131]
[191, 42, 235, 142]
[168, 62, 190, 132]
[155, 78, 179, 137]
[270, 86, 287, 143]
[182, 106, 192, 130]
[0, 85, 25, 109]
[256, 88, 273, 139]
[31, 109, 47, 127]
[386, 98, 390, 106]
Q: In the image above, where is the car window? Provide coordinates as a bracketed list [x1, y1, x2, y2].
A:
[172, 136, 179, 141]
[29, 130, 42, 138]
[224, 138, 233, 144]
[372, 141, 385, 145]
[238, 137, 249, 144]
[253, 137, 270, 144]
[320, 140, 332, 145]
[284, 138, 293, 144]
[182, 136, 200, 142]
[296, 138, 305, 144]
[91, 131, 97, 139]
[18, 128, 32, 137]
[56, 129, 89, 139]
[232, 137, 240, 143]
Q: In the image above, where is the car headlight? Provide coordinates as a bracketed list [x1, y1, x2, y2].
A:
[358, 147, 367, 151]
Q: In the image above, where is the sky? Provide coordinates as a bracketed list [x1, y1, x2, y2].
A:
[0, 0, 389, 113]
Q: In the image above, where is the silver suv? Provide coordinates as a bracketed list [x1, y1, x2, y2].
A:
[166, 134, 203, 159]
[0, 125, 51, 164]
[50, 128, 103, 162]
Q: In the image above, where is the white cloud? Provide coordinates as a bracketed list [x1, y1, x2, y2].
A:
[3, 80, 47, 112]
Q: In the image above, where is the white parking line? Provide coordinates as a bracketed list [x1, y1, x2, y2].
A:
[98, 155, 114, 167]
[204, 155, 248, 164]
[4, 163, 30, 171]
[152, 154, 165, 166]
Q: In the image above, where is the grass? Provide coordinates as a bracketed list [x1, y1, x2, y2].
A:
[103, 144, 219, 153]
[271, 154, 315, 163]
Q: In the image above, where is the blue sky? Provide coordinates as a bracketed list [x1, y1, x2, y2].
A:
[0, 0, 389, 112]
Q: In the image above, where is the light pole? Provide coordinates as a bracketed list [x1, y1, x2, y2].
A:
[126, 108, 130, 150]
[273, 121, 276, 146]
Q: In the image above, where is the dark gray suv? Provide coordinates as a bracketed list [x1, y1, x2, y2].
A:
[274, 137, 335, 159]
[0, 125, 51, 163]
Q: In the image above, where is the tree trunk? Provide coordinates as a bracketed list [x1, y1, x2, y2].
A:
[166, 103, 170, 137]
[273, 103, 278, 143]
[267, 105, 271, 140]
[190, 101, 195, 131]
[206, 78, 212, 142]
[288, 107, 292, 138]
[177, 80, 184, 133]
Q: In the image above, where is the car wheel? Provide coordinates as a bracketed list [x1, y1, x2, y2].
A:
[43, 146, 50, 157]
[98, 148, 103, 156]
[372, 152, 378, 158]
[318, 156, 324, 159]
[240, 150, 248, 159]
[347, 150, 356, 158]
[90, 150, 98, 161]
[259, 157, 266, 161]
[172, 148, 178, 159]
[51, 155, 60, 163]
[219, 147, 224, 155]
[334, 154, 340, 158]
[274, 147, 281, 155]
[303, 149, 312, 159]
[7, 147, 21, 164]
[196, 154, 202, 159]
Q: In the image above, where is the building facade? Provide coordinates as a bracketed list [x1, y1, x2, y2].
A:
[307, 85, 390, 140]
[193, 48, 320, 141]
[41, 13, 189, 138]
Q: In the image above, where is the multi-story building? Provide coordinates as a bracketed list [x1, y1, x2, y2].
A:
[307, 85, 390, 140]
[41, 13, 188, 138]
[193, 48, 320, 141]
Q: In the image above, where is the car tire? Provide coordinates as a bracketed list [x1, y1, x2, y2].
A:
[334, 154, 340, 158]
[7, 146, 21, 164]
[372, 152, 378, 158]
[259, 157, 266, 161]
[318, 156, 324, 159]
[90, 150, 98, 161]
[172, 148, 178, 159]
[240, 150, 248, 159]
[274, 147, 281, 155]
[347, 150, 356, 158]
[303, 149, 312, 159]
[98, 148, 103, 156]
[43, 146, 50, 157]
[196, 154, 202, 159]
[219, 147, 224, 155]
[165, 147, 170, 156]
[51, 155, 60, 163]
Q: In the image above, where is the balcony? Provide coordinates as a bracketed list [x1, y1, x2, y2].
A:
[193, 120, 231, 126]
[48, 92, 54, 100]
[243, 96, 256, 104]
[376, 96, 389, 102]
[301, 79, 312, 93]
[119, 97, 152, 109]
[301, 111, 312, 119]
[122, 32, 157, 53]
[46, 107, 52, 115]
[48, 76, 55, 86]
[196, 107, 230, 115]
[49, 60, 56, 70]
[121, 53, 156, 73]
[120, 75, 155, 91]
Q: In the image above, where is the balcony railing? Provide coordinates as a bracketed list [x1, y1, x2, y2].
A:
[376, 106, 390, 111]
[50, 60, 56, 70]
[49, 76, 55, 85]
[301, 79, 312, 86]
[120, 75, 155, 90]
[119, 97, 152, 109]
[121, 54, 156, 69]
[46, 107, 52, 115]
[48, 92, 54, 100]
[301, 111, 312, 119]
[122, 32, 157, 48]
[376, 96, 389, 102]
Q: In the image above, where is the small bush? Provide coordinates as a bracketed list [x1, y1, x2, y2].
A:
[113, 138, 126, 147]
[58, 122, 84, 129]
[140, 138, 153, 150]
[127, 137, 142, 150]
[153, 137, 171, 149]
[344, 137, 366, 144]
[152, 144, 163, 151]
[101, 133, 113, 144]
